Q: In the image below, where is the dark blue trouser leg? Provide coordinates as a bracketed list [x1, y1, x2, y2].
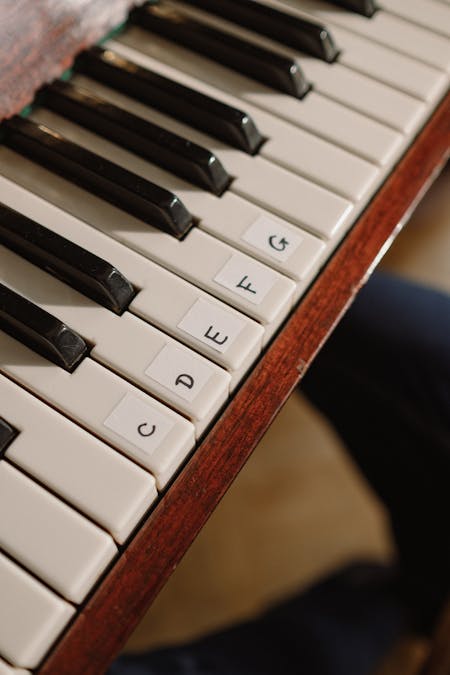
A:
[109, 563, 405, 675]
[301, 271, 450, 631]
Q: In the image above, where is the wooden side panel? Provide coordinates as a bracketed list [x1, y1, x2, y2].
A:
[0, 0, 142, 120]
[38, 93, 450, 675]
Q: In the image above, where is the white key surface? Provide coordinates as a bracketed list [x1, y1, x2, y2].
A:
[1, 375, 157, 544]
[295, 56, 426, 133]
[0, 461, 117, 603]
[380, 0, 450, 39]
[0, 552, 74, 669]
[330, 24, 448, 103]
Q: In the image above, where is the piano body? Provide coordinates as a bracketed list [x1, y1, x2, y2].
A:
[0, 1, 449, 672]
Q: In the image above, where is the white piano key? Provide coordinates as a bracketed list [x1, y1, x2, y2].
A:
[277, 0, 450, 73]
[0, 171, 264, 379]
[220, 151, 354, 236]
[130, 273, 265, 369]
[0, 331, 195, 489]
[1, 374, 157, 544]
[0, 461, 117, 602]
[173, 4, 427, 134]
[199, 196, 326, 281]
[380, 0, 450, 39]
[0, 658, 29, 675]
[0, 552, 74, 669]
[295, 56, 427, 133]
[112, 33, 405, 166]
[1, 246, 230, 433]
[329, 24, 449, 103]
[73, 71, 381, 204]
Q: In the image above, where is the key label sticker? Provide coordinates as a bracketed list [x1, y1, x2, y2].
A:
[242, 214, 304, 263]
[213, 254, 278, 305]
[178, 298, 246, 353]
[145, 343, 215, 402]
[104, 393, 175, 457]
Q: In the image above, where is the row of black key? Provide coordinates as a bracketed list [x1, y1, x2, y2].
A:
[182, 0, 377, 20]
[131, 3, 312, 95]
[140, 0, 337, 63]
[76, 46, 263, 154]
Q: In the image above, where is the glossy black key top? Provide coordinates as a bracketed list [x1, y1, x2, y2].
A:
[327, 0, 378, 17]
[132, 3, 310, 98]
[2, 116, 193, 239]
[180, 0, 339, 62]
[0, 418, 17, 456]
[0, 283, 88, 371]
[44, 80, 231, 196]
[0, 202, 135, 314]
[77, 46, 263, 155]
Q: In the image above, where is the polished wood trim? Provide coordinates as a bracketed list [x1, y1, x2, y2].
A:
[37, 92, 450, 675]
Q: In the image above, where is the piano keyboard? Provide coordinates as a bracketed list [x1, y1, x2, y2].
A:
[0, 0, 449, 670]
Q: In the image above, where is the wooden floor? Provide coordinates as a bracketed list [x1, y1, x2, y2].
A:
[123, 165, 450, 674]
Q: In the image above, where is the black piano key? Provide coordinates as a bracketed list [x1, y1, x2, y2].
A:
[180, 0, 339, 62]
[0, 418, 18, 456]
[2, 116, 193, 239]
[77, 46, 263, 155]
[0, 202, 135, 315]
[327, 1, 378, 17]
[44, 80, 231, 196]
[132, 3, 310, 98]
[0, 283, 88, 371]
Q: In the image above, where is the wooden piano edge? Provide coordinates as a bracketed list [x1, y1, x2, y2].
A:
[37, 92, 450, 675]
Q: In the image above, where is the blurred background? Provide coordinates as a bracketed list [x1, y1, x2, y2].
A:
[123, 164, 450, 675]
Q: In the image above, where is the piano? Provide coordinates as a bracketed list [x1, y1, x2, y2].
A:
[0, 1, 449, 672]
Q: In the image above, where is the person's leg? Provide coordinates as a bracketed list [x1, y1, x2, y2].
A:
[109, 563, 405, 675]
[301, 271, 450, 631]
